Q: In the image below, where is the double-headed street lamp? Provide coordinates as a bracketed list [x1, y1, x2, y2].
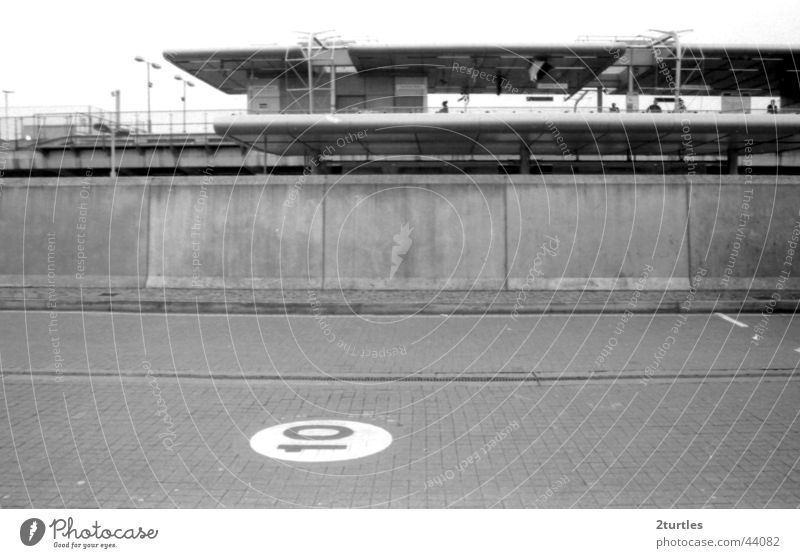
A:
[134, 56, 161, 133]
[174, 75, 195, 133]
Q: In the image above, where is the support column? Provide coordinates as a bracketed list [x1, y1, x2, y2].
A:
[596, 86, 603, 113]
[519, 143, 530, 174]
[726, 146, 739, 175]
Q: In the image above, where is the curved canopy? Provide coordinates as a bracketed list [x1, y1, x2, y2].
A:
[214, 112, 800, 157]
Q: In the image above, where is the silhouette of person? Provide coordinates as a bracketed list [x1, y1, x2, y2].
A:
[767, 99, 779, 114]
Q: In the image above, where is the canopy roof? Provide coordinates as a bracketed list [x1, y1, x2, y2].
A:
[165, 42, 800, 98]
[214, 112, 800, 157]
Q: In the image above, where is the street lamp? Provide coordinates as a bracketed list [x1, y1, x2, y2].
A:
[109, 90, 120, 178]
[174, 75, 195, 133]
[134, 56, 161, 133]
[2, 90, 13, 140]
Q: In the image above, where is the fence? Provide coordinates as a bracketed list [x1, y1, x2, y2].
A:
[3, 104, 796, 148]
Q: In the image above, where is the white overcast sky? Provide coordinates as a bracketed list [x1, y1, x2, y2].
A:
[2, 0, 799, 115]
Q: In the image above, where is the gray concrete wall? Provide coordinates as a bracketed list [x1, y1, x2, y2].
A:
[688, 176, 800, 289]
[1, 175, 798, 291]
[323, 176, 506, 289]
[147, 177, 323, 289]
[506, 176, 690, 290]
[0, 177, 149, 287]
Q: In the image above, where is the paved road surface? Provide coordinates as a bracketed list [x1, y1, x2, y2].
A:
[0, 311, 798, 508]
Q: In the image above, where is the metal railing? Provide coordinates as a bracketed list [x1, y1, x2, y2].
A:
[329, 104, 799, 115]
[0, 109, 246, 147]
[2, 104, 796, 149]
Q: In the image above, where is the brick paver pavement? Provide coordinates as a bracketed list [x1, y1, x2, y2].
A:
[1, 374, 798, 508]
[2, 309, 798, 509]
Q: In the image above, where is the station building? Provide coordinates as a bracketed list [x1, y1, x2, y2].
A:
[163, 34, 800, 174]
[2, 34, 799, 293]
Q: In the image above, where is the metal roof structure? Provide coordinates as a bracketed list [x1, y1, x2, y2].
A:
[214, 112, 800, 157]
[165, 38, 800, 162]
[165, 41, 800, 99]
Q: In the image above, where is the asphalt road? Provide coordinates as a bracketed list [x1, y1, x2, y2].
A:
[1, 311, 798, 378]
[0, 311, 798, 508]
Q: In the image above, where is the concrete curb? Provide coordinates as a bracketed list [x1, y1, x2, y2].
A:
[1, 299, 797, 314]
[5, 369, 796, 382]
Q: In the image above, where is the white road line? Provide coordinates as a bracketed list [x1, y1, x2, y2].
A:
[714, 312, 749, 328]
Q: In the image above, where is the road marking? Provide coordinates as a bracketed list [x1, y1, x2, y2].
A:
[714, 313, 749, 328]
[250, 420, 392, 463]
[794, 348, 800, 354]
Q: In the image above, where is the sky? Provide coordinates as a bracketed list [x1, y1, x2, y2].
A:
[2, 0, 799, 117]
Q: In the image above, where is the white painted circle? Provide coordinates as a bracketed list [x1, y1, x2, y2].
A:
[250, 420, 392, 462]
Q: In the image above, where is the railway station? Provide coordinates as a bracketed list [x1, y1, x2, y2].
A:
[4, 33, 800, 176]
[2, 33, 800, 293]
[1, 24, 799, 523]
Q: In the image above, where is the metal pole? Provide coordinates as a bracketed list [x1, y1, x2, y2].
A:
[307, 33, 314, 114]
[628, 52, 634, 94]
[674, 32, 682, 108]
[146, 64, 152, 133]
[330, 46, 336, 114]
[182, 81, 187, 133]
[2, 90, 13, 140]
[110, 90, 119, 178]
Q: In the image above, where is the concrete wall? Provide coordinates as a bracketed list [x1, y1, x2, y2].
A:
[0, 177, 148, 287]
[147, 177, 323, 289]
[1, 175, 798, 291]
[324, 177, 506, 289]
[506, 176, 690, 290]
[688, 176, 800, 289]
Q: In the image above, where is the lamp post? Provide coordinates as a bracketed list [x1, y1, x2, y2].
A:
[110, 90, 120, 178]
[174, 75, 194, 133]
[134, 56, 161, 133]
[2, 89, 13, 140]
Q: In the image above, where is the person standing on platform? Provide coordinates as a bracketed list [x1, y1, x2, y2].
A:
[767, 99, 779, 114]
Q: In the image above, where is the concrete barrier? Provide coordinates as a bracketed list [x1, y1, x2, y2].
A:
[323, 176, 506, 289]
[688, 176, 800, 289]
[147, 176, 323, 289]
[0, 176, 149, 287]
[2, 175, 798, 292]
[506, 176, 690, 290]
